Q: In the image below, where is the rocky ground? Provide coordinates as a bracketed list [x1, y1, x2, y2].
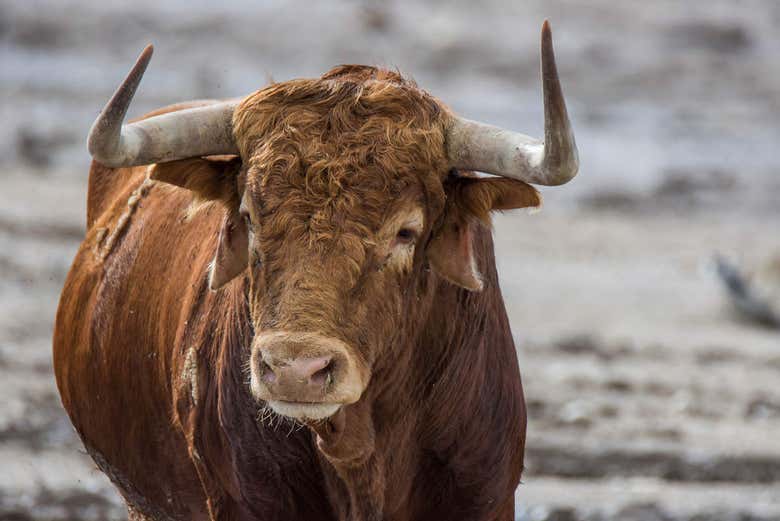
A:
[1, 1, 779, 520]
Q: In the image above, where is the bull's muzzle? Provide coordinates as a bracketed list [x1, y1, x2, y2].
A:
[249, 331, 368, 420]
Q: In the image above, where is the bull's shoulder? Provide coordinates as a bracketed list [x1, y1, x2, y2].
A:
[85, 99, 225, 229]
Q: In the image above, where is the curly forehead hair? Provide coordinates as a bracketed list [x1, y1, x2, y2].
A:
[232, 65, 453, 208]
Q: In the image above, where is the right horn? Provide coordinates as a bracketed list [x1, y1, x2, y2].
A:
[87, 45, 239, 168]
[445, 20, 579, 186]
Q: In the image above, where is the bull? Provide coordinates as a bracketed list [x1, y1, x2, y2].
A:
[53, 21, 578, 521]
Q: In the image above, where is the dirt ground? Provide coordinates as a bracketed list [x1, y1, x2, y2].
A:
[1, 1, 779, 520]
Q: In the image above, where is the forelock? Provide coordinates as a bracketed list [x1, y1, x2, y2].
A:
[232, 65, 450, 202]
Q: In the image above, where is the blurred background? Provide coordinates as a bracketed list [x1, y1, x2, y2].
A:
[1, 0, 779, 520]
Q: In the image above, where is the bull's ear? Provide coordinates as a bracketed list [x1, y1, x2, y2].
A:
[428, 217, 484, 291]
[150, 157, 249, 290]
[428, 176, 541, 291]
[149, 156, 241, 206]
[209, 209, 249, 290]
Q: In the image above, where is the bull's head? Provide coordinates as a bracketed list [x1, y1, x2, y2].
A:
[87, 22, 577, 454]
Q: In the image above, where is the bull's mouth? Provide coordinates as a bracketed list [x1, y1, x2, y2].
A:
[266, 400, 341, 421]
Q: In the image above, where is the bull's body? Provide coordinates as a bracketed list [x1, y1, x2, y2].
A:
[54, 105, 526, 521]
[55, 21, 580, 521]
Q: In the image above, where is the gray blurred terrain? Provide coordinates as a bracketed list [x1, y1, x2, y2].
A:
[1, 1, 779, 520]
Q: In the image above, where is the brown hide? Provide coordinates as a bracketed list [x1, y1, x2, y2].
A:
[54, 76, 527, 521]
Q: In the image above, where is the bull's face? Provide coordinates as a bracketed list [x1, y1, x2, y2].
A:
[237, 70, 453, 421]
[89, 24, 577, 453]
[244, 183, 431, 421]
[241, 146, 437, 422]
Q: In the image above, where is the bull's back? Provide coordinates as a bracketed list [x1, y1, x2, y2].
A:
[54, 160, 222, 518]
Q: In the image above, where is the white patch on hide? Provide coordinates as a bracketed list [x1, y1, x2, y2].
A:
[181, 345, 199, 405]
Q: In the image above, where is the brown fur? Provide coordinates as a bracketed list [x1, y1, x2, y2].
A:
[54, 65, 534, 521]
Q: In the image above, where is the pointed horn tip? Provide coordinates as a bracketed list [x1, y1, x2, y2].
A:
[128, 45, 154, 75]
[541, 20, 553, 50]
[136, 44, 154, 69]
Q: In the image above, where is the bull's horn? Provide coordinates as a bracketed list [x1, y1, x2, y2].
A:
[87, 45, 239, 168]
[445, 20, 578, 186]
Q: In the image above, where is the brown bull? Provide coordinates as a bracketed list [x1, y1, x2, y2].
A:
[54, 21, 578, 521]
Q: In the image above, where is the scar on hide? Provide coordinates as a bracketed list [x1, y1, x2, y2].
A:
[95, 167, 156, 262]
[181, 345, 199, 405]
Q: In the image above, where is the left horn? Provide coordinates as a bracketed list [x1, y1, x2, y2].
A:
[445, 20, 579, 186]
[87, 45, 239, 168]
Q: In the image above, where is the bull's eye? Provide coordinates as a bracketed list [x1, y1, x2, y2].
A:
[395, 228, 417, 245]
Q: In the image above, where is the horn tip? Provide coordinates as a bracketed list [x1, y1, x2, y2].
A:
[541, 20, 553, 48]
[138, 44, 154, 67]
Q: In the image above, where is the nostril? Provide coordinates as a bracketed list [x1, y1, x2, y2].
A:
[310, 360, 335, 388]
[260, 361, 276, 384]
